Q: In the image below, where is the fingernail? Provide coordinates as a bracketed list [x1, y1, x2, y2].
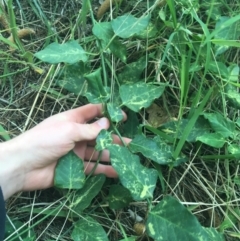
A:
[97, 118, 108, 128]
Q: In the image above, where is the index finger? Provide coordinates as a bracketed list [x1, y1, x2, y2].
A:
[65, 104, 104, 123]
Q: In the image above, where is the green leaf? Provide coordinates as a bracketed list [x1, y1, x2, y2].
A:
[146, 196, 224, 241]
[0, 124, 10, 141]
[70, 174, 106, 212]
[54, 151, 85, 189]
[208, 61, 229, 78]
[213, 16, 240, 55]
[160, 117, 211, 143]
[121, 110, 139, 138]
[227, 144, 240, 158]
[203, 112, 235, 138]
[111, 14, 150, 38]
[95, 130, 113, 151]
[228, 64, 239, 82]
[196, 133, 225, 148]
[93, 22, 112, 45]
[71, 216, 109, 241]
[203, 228, 225, 241]
[108, 145, 158, 201]
[118, 56, 148, 84]
[129, 134, 173, 165]
[120, 83, 165, 112]
[84, 68, 110, 103]
[107, 103, 123, 122]
[93, 22, 127, 62]
[56, 62, 89, 95]
[135, 22, 158, 39]
[34, 40, 88, 64]
[107, 184, 132, 210]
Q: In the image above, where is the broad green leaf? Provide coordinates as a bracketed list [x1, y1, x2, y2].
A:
[121, 110, 139, 138]
[203, 228, 225, 241]
[93, 22, 113, 45]
[129, 134, 173, 165]
[228, 64, 239, 82]
[109, 38, 127, 63]
[196, 133, 225, 148]
[84, 68, 110, 103]
[108, 145, 158, 200]
[160, 117, 211, 143]
[118, 56, 148, 84]
[203, 112, 235, 138]
[54, 151, 85, 189]
[224, 85, 240, 109]
[0, 124, 10, 141]
[227, 144, 240, 158]
[56, 62, 88, 95]
[107, 184, 132, 210]
[135, 22, 158, 39]
[95, 130, 113, 151]
[146, 196, 224, 241]
[71, 216, 109, 241]
[120, 83, 165, 112]
[34, 40, 88, 64]
[70, 174, 106, 212]
[93, 22, 126, 62]
[208, 61, 229, 78]
[111, 14, 150, 38]
[107, 103, 123, 122]
[213, 16, 240, 55]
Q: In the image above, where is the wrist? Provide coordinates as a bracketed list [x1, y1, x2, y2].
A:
[0, 141, 25, 200]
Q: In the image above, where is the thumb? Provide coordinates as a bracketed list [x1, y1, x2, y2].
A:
[75, 117, 110, 141]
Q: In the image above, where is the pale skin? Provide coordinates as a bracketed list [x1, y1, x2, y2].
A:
[0, 104, 129, 200]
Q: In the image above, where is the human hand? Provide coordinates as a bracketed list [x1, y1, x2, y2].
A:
[0, 104, 129, 200]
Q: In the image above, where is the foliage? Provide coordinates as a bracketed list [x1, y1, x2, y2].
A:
[3, 0, 240, 240]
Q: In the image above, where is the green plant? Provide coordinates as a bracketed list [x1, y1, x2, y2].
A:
[2, 0, 240, 240]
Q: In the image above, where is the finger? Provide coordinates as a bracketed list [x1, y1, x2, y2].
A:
[84, 162, 118, 178]
[73, 117, 110, 142]
[65, 104, 105, 123]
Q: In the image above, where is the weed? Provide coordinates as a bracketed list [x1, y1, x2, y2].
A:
[1, 0, 240, 240]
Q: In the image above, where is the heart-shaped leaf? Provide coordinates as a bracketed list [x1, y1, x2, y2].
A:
[108, 145, 158, 200]
[71, 216, 109, 241]
[93, 22, 126, 62]
[120, 83, 165, 112]
[107, 103, 123, 122]
[203, 112, 235, 138]
[111, 14, 150, 38]
[35, 40, 88, 64]
[146, 196, 224, 241]
[54, 151, 85, 189]
[107, 184, 132, 210]
[84, 68, 110, 103]
[129, 134, 174, 165]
